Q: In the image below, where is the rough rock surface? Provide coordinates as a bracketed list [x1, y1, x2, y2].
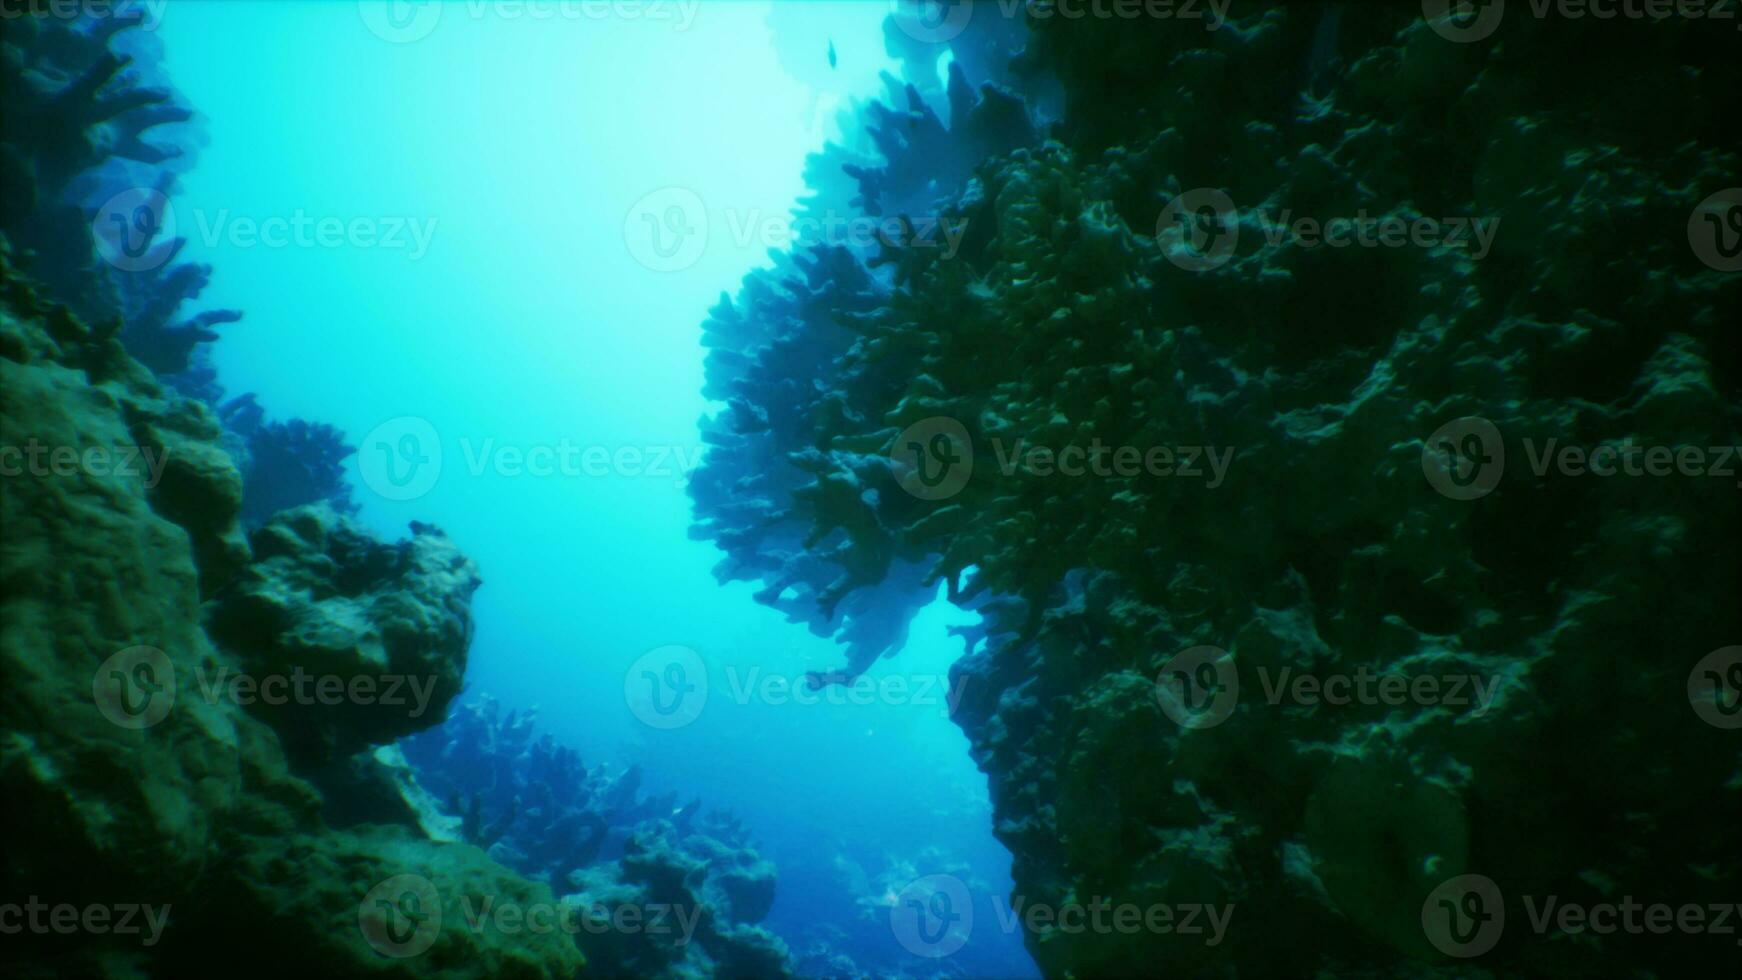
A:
[206, 504, 480, 765]
[563, 823, 789, 980]
[692, 7, 1741, 976]
[0, 253, 582, 978]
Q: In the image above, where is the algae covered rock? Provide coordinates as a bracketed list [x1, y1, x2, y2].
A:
[206, 504, 480, 764]
[0, 253, 581, 978]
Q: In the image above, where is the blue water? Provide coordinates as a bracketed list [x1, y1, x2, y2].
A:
[156, 4, 1035, 977]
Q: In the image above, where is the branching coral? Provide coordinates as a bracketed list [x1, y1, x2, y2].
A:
[692, 5, 1742, 975]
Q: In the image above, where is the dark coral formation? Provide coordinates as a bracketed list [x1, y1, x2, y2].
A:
[693, 5, 1741, 976]
[206, 504, 479, 765]
[402, 697, 794, 978]
[220, 393, 359, 527]
[0, 250, 581, 978]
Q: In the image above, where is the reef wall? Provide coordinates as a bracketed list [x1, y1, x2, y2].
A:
[692, 4, 1741, 975]
[0, 246, 582, 976]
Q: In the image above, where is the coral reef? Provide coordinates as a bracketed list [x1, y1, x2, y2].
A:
[401, 697, 795, 978]
[0, 248, 581, 978]
[2, 10, 355, 517]
[691, 5, 1742, 976]
[205, 503, 479, 765]
[220, 393, 359, 526]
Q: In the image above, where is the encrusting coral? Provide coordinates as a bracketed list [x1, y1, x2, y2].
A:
[690, 5, 1741, 976]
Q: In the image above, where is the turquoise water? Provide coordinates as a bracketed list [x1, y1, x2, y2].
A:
[157, 3, 1033, 976]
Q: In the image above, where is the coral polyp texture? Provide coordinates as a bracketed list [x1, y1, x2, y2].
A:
[689, 6, 1741, 976]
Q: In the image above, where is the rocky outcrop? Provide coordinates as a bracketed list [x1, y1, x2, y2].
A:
[0, 252, 582, 978]
[563, 824, 790, 980]
[206, 504, 479, 765]
[692, 6, 1740, 976]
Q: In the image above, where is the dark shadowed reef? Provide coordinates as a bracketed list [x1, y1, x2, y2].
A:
[690, 4, 1741, 977]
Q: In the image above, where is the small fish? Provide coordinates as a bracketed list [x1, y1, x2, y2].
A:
[828, 38, 837, 70]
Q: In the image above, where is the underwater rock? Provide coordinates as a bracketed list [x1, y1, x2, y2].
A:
[0, 252, 581, 977]
[563, 823, 792, 980]
[205, 503, 480, 765]
[691, 5, 1741, 976]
